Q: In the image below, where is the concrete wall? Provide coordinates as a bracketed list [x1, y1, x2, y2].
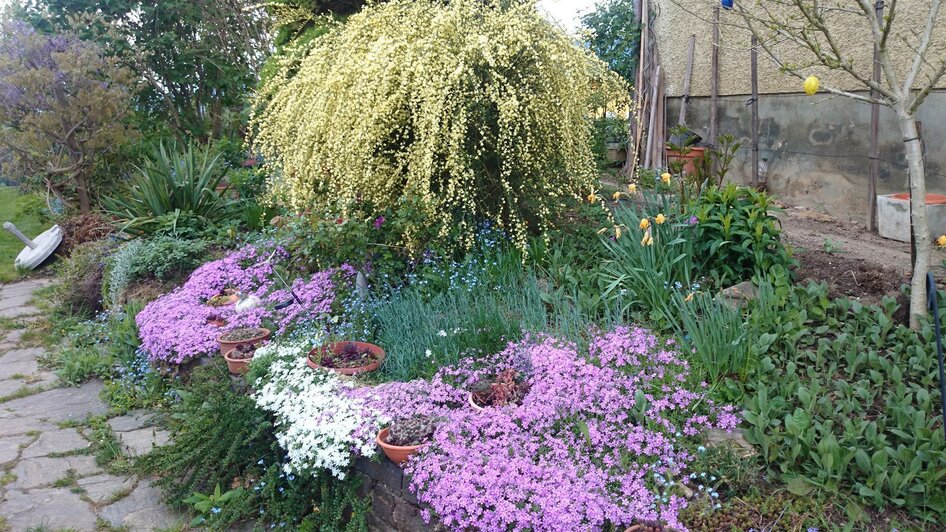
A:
[669, 91, 946, 219]
[652, 0, 946, 97]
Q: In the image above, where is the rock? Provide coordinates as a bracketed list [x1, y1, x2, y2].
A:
[718, 281, 758, 309]
[20, 428, 89, 458]
[77, 473, 135, 504]
[706, 429, 755, 457]
[0, 487, 98, 531]
[0, 348, 43, 379]
[10, 455, 100, 489]
[99, 482, 185, 531]
[0, 434, 32, 464]
[117, 427, 170, 457]
[0, 381, 108, 422]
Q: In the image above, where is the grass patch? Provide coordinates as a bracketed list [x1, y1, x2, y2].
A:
[0, 471, 17, 488]
[86, 417, 131, 475]
[0, 187, 49, 284]
[52, 468, 79, 488]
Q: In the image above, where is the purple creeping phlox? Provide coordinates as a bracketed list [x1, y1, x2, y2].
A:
[136, 245, 353, 364]
[352, 327, 738, 531]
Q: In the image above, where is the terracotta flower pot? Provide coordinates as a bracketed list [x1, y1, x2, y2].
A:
[665, 146, 706, 175]
[307, 341, 385, 375]
[376, 427, 422, 466]
[468, 392, 485, 412]
[223, 349, 253, 375]
[217, 328, 270, 357]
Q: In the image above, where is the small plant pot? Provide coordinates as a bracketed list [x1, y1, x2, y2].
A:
[468, 392, 485, 412]
[217, 328, 270, 357]
[223, 349, 253, 375]
[308, 341, 385, 375]
[665, 146, 706, 175]
[376, 427, 422, 466]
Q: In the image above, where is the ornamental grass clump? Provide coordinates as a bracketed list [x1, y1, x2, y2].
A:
[251, 0, 626, 253]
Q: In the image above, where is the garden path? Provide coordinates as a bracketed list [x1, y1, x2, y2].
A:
[0, 279, 180, 532]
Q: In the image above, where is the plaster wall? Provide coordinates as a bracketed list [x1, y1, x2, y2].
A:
[668, 91, 946, 219]
[652, 0, 946, 97]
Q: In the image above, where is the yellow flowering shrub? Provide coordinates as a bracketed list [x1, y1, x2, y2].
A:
[251, 0, 626, 252]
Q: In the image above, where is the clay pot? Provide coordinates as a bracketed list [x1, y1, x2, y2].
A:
[376, 427, 422, 466]
[217, 328, 270, 357]
[468, 392, 485, 412]
[223, 349, 253, 375]
[665, 146, 707, 175]
[307, 341, 385, 375]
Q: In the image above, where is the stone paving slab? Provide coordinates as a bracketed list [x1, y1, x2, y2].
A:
[118, 426, 171, 457]
[107, 410, 157, 432]
[20, 428, 89, 459]
[99, 483, 185, 531]
[0, 415, 58, 438]
[77, 473, 136, 505]
[11, 455, 101, 489]
[0, 435, 32, 464]
[0, 487, 99, 531]
[0, 348, 44, 379]
[0, 380, 108, 422]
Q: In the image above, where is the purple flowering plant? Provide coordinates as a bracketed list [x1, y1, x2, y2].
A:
[137, 245, 355, 364]
[346, 326, 737, 531]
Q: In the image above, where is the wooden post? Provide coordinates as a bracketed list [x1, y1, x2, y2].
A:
[751, 35, 760, 188]
[644, 65, 661, 168]
[678, 35, 696, 126]
[867, 0, 883, 232]
[709, 4, 720, 149]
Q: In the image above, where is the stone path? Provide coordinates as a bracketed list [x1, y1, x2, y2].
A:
[0, 280, 181, 532]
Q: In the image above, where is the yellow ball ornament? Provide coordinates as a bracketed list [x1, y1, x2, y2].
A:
[804, 76, 819, 96]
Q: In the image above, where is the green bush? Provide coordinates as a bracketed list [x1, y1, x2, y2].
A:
[138, 360, 368, 529]
[103, 142, 237, 237]
[742, 283, 946, 521]
[103, 236, 210, 309]
[689, 184, 794, 288]
[52, 240, 113, 319]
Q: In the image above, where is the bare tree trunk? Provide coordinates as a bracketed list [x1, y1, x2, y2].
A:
[898, 110, 930, 329]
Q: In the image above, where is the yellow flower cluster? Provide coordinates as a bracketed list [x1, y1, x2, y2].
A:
[250, 0, 627, 254]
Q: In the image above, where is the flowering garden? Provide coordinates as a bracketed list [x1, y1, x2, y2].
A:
[2, 0, 945, 530]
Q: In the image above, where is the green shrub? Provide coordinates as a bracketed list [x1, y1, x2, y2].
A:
[103, 236, 210, 309]
[743, 283, 946, 521]
[138, 359, 367, 529]
[103, 142, 237, 237]
[689, 184, 794, 288]
[52, 240, 113, 319]
[251, 0, 626, 254]
[672, 291, 749, 393]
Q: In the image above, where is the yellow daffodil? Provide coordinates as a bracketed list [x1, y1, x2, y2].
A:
[612, 191, 621, 201]
[661, 172, 672, 185]
[588, 192, 599, 203]
[641, 233, 653, 246]
[596, 227, 608, 235]
[655, 213, 666, 225]
[937, 235, 946, 248]
[639, 218, 650, 230]
[615, 225, 622, 239]
[628, 183, 638, 193]
[685, 292, 694, 302]
[804, 75, 819, 96]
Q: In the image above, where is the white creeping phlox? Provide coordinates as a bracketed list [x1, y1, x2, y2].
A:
[252, 341, 386, 478]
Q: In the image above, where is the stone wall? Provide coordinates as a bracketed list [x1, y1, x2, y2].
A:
[667, 91, 946, 219]
[354, 457, 441, 531]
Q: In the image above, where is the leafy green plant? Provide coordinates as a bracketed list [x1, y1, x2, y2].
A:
[742, 283, 946, 521]
[103, 237, 210, 309]
[601, 202, 695, 329]
[103, 141, 236, 236]
[184, 484, 245, 527]
[672, 291, 750, 396]
[689, 184, 794, 288]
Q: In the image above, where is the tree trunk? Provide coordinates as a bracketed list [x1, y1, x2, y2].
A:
[75, 173, 91, 213]
[898, 110, 930, 329]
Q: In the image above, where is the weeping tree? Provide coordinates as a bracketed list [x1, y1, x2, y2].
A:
[0, 19, 137, 212]
[711, 0, 945, 329]
[251, 0, 626, 254]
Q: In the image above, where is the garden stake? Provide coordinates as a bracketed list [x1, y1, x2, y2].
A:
[925, 271, 946, 440]
[262, 249, 322, 321]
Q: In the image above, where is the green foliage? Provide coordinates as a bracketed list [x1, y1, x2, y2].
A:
[601, 200, 695, 329]
[252, 0, 627, 254]
[103, 236, 210, 309]
[742, 283, 946, 521]
[590, 116, 629, 168]
[103, 142, 237, 237]
[52, 240, 113, 319]
[690, 184, 794, 288]
[138, 359, 367, 529]
[184, 484, 245, 527]
[581, 0, 641, 84]
[672, 291, 749, 394]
